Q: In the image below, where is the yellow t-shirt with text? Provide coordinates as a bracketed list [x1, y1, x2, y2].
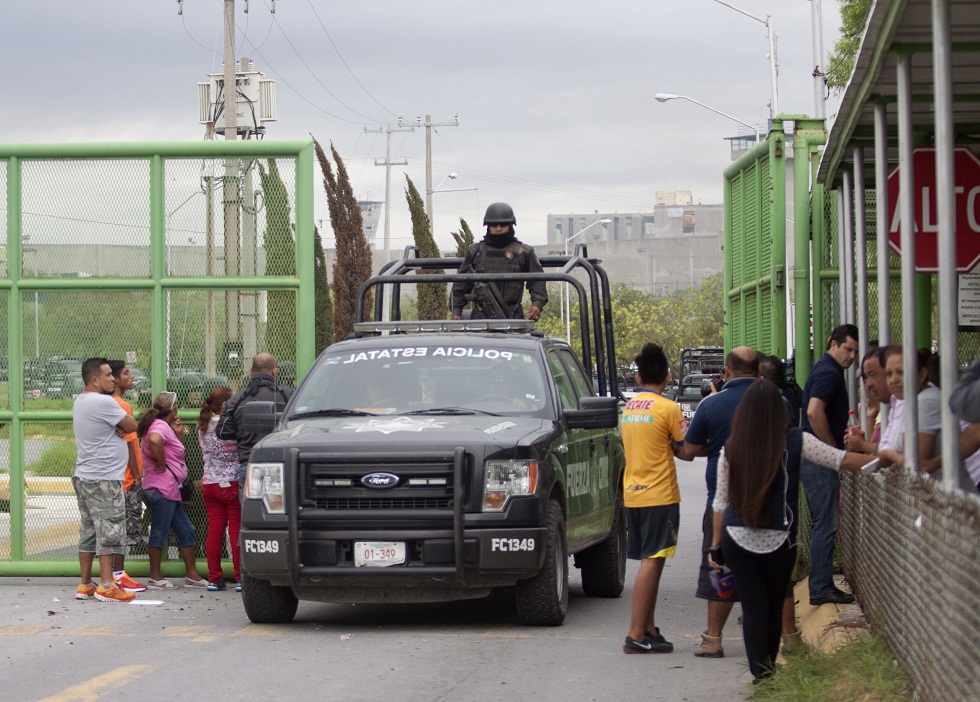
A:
[621, 391, 686, 508]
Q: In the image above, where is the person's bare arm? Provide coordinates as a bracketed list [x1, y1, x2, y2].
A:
[146, 432, 167, 472]
[126, 441, 140, 485]
[961, 423, 980, 458]
[918, 432, 938, 470]
[878, 447, 902, 468]
[806, 397, 836, 446]
[676, 441, 708, 461]
[117, 414, 137, 434]
[839, 450, 878, 471]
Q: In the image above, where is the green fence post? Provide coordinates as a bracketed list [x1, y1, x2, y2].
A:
[770, 127, 787, 358]
[724, 177, 733, 353]
[5, 156, 26, 562]
[150, 155, 166, 396]
[295, 142, 315, 375]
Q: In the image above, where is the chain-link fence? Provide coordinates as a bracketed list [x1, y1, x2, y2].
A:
[840, 469, 980, 702]
[792, 182, 980, 701]
[1, 141, 316, 574]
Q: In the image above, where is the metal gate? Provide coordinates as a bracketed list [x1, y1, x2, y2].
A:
[0, 140, 315, 576]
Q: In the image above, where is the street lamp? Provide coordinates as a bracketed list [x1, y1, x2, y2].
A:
[429, 173, 477, 252]
[563, 218, 611, 343]
[654, 93, 760, 144]
[709, 0, 778, 118]
[432, 172, 478, 195]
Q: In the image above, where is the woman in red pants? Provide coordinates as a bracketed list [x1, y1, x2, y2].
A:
[197, 387, 241, 592]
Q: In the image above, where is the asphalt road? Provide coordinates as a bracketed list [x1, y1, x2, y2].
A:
[0, 457, 755, 702]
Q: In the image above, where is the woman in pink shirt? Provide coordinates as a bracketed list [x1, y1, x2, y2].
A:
[138, 391, 207, 589]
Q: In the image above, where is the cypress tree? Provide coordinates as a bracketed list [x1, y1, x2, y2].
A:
[259, 158, 296, 363]
[404, 175, 447, 320]
[451, 218, 474, 257]
[313, 223, 333, 353]
[315, 138, 373, 340]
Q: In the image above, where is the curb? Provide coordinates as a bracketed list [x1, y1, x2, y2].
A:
[1, 476, 76, 496]
[795, 578, 866, 654]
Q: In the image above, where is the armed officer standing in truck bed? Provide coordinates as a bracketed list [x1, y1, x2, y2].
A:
[451, 202, 548, 321]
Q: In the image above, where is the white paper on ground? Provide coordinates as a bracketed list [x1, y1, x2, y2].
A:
[127, 599, 165, 605]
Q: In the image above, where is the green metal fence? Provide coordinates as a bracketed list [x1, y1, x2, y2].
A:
[0, 141, 315, 576]
[723, 127, 784, 358]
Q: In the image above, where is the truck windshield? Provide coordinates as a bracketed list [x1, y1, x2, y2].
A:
[290, 343, 552, 417]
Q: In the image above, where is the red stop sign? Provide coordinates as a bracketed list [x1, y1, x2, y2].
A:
[887, 147, 980, 273]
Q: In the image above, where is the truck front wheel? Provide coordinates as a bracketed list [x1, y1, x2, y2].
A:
[241, 572, 299, 624]
[515, 500, 568, 626]
[576, 491, 626, 598]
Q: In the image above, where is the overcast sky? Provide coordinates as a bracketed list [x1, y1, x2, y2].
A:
[1, 1, 843, 250]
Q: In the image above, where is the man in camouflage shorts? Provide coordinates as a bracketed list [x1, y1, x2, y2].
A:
[72, 358, 139, 603]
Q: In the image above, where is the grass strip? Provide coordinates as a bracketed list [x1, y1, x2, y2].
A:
[753, 634, 912, 702]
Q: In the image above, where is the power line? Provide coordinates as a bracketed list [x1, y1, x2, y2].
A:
[304, 0, 399, 120]
[407, 158, 659, 209]
[265, 9, 383, 123]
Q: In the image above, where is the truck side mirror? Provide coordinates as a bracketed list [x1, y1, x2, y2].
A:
[565, 396, 619, 430]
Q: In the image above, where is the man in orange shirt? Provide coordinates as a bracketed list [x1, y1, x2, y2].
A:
[107, 360, 146, 593]
[620, 343, 689, 654]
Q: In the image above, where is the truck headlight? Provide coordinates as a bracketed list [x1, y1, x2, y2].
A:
[484, 460, 538, 511]
[246, 462, 285, 514]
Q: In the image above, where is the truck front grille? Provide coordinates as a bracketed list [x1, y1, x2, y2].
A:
[301, 456, 468, 511]
[315, 496, 452, 510]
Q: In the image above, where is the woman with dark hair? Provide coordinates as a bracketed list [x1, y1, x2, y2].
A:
[138, 391, 208, 589]
[708, 381, 872, 681]
[197, 386, 241, 592]
[878, 346, 941, 474]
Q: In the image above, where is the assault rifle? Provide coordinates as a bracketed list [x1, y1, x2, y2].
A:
[463, 263, 509, 319]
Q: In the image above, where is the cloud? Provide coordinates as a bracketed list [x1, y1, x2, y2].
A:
[2, 0, 842, 249]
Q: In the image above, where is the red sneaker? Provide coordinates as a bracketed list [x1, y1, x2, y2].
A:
[113, 571, 147, 593]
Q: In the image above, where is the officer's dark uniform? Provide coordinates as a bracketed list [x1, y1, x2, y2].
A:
[450, 203, 548, 320]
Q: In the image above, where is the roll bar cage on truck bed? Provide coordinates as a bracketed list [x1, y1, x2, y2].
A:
[353, 243, 621, 400]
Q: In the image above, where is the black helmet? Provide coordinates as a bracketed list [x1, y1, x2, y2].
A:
[484, 202, 516, 226]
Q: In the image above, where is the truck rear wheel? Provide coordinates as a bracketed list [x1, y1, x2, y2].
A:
[576, 492, 626, 598]
[515, 501, 568, 626]
[241, 572, 299, 624]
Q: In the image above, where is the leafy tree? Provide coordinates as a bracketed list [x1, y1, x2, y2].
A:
[404, 175, 448, 320]
[557, 274, 724, 377]
[258, 158, 296, 362]
[315, 138, 373, 340]
[313, 223, 333, 353]
[451, 218, 475, 257]
[826, 0, 873, 93]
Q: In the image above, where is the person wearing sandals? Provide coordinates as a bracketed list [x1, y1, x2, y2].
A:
[198, 387, 242, 592]
[138, 391, 208, 589]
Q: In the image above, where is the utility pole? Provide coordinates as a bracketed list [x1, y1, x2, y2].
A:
[403, 115, 459, 235]
[811, 0, 827, 118]
[222, 0, 241, 377]
[366, 123, 414, 262]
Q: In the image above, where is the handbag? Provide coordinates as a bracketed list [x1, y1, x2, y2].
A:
[166, 465, 194, 502]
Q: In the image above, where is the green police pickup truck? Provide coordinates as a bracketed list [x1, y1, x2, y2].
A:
[238, 249, 626, 626]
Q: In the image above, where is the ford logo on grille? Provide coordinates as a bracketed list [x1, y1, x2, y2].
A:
[361, 472, 400, 489]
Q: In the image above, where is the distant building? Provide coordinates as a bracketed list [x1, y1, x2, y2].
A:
[545, 203, 723, 294]
[359, 200, 384, 246]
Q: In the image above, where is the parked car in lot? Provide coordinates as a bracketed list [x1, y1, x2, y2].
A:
[169, 370, 228, 407]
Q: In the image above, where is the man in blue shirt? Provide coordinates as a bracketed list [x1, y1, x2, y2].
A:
[802, 324, 858, 605]
[678, 346, 759, 658]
